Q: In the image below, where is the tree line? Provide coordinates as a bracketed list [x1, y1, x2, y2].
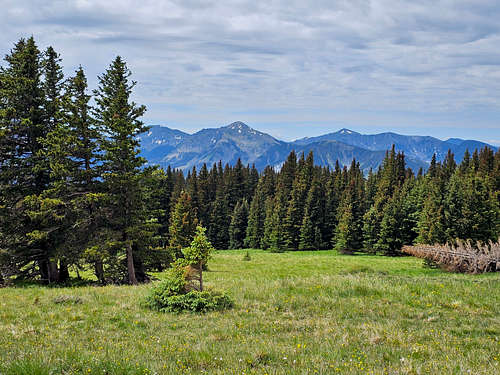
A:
[1, 37, 499, 285]
[171, 146, 499, 257]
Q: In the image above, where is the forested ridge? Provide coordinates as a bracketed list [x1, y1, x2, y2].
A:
[1, 37, 499, 285]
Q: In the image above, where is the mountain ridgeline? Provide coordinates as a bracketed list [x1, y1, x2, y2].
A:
[139, 122, 496, 173]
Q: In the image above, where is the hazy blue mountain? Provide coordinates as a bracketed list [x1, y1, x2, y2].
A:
[139, 122, 496, 173]
[445, 138, 465, 146]
[293, 128, 495, 163]
[141, 126, 188, 151]
[141, 121, 284, 170]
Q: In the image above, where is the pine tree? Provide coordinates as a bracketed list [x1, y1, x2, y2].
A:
[416, 181, 446, 244]
[0, 37, 57, 282]
[284, 152, 314, 250]
[334, 202, 356, 254]
[93, 56, 149, 284]
[168, 191, 198, 256]
[445, 172, 499, 242]
[181, 226, 214, 291]
[299, 175, 325, 250]
[362, 147, 404, 252]
[260, 197, 275, 250]
[324, 162, 342, 245]
[42, 65, 104, 282]
[229, 199, 249, 249]
[334, 160, 365, 253]
[245, 167, 275, 248]
[196, 163, 211, 227]
[208, 185, 230, 249]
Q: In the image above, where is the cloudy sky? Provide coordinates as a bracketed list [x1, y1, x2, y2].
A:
[1, 0, 500, 144]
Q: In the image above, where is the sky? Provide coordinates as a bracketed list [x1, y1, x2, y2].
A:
[1, 0, 500, 145]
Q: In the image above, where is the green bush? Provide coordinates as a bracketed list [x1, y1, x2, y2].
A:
[145, 265, 233, 313]
[146, 285, 233, 313]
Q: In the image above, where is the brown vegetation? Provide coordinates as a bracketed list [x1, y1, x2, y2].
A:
[402, 240, 500, 274]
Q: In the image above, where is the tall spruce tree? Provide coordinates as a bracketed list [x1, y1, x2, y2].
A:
[0, 37, 57, 282]
[93, 56, 149, 284]
[334, 160, 365, 253]
[299, 174, 325, 250]
[229, 199, 249, 249]
[284, 152, 314, 250]
[41, 65, 103, 282]
[208, 185, 230, 249]
[245, 166, 275, 248]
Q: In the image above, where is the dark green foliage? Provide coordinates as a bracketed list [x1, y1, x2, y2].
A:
[146, 287, 233, 313]
[208, 186, 230, 249]
[168, 191, 198, 256]
[93, 56, 151, 285]
[145, 226, 232, 313]
[0, 38, 62, 282]
[284, 152, 314, 250]
[245, 166, 275, 248]
[229, 199, 249, 249]
[299, 175, 325, 250]
[333, 160, 365, 253]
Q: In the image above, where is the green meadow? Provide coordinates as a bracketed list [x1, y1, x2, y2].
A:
[1, 250, 499, 374]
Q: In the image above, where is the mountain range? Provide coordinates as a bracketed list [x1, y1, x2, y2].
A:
[138, 121, 497, 174]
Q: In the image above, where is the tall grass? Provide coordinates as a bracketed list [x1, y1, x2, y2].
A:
[0, 250, 499, 374]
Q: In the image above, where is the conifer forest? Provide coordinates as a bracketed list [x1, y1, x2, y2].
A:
[1, 37, 499, 286]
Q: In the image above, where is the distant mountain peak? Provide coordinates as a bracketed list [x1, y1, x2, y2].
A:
[337, 128, 358, 135]
[222, 121, 268, 137]
[224, 121, 250, 130]
[446, 138, 465, 146]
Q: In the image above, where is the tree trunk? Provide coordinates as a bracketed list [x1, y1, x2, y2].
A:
[199, 261, 203, 291]
[39, 259, 49, 283]
[59, 260, 70, 282]
[133, 246, 149, 283]
[94, 259, 105, 284]
[48, 260, 59, 283]
[126, 241, 137, 285]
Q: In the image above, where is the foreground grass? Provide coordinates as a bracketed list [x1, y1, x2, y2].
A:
[0, 251, 499, 374]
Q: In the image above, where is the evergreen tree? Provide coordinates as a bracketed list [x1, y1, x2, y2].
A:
[445, 172, 499, 242]
[181, 226, 214, 291]
[229, 199, 249, 249]
[299, 175, 325, 250]
[334, 202, 356, 254]
[416, 181, 446, 244]
[168, 191, 198, 256]
[196, 163, 211, 227]
[244, 167, 275, 248]
[93, 56, 149, 284]
[42, 46, 64, 130]
[334, 160, 365, 253]
[208, 185, 230, 249]
[42, 66, 104, 282]
[284, 152, 314, 250]
[0, 37, 57, 282]
[260, 197, 274, 250]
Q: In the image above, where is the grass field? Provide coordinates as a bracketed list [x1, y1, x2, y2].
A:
[0, 250, 499, 374]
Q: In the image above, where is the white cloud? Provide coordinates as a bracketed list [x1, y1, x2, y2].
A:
[0, 0, 499, 140]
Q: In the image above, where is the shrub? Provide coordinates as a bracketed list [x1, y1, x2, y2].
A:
[145, 226, 233, 313]
[145, 277, 233, 313]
